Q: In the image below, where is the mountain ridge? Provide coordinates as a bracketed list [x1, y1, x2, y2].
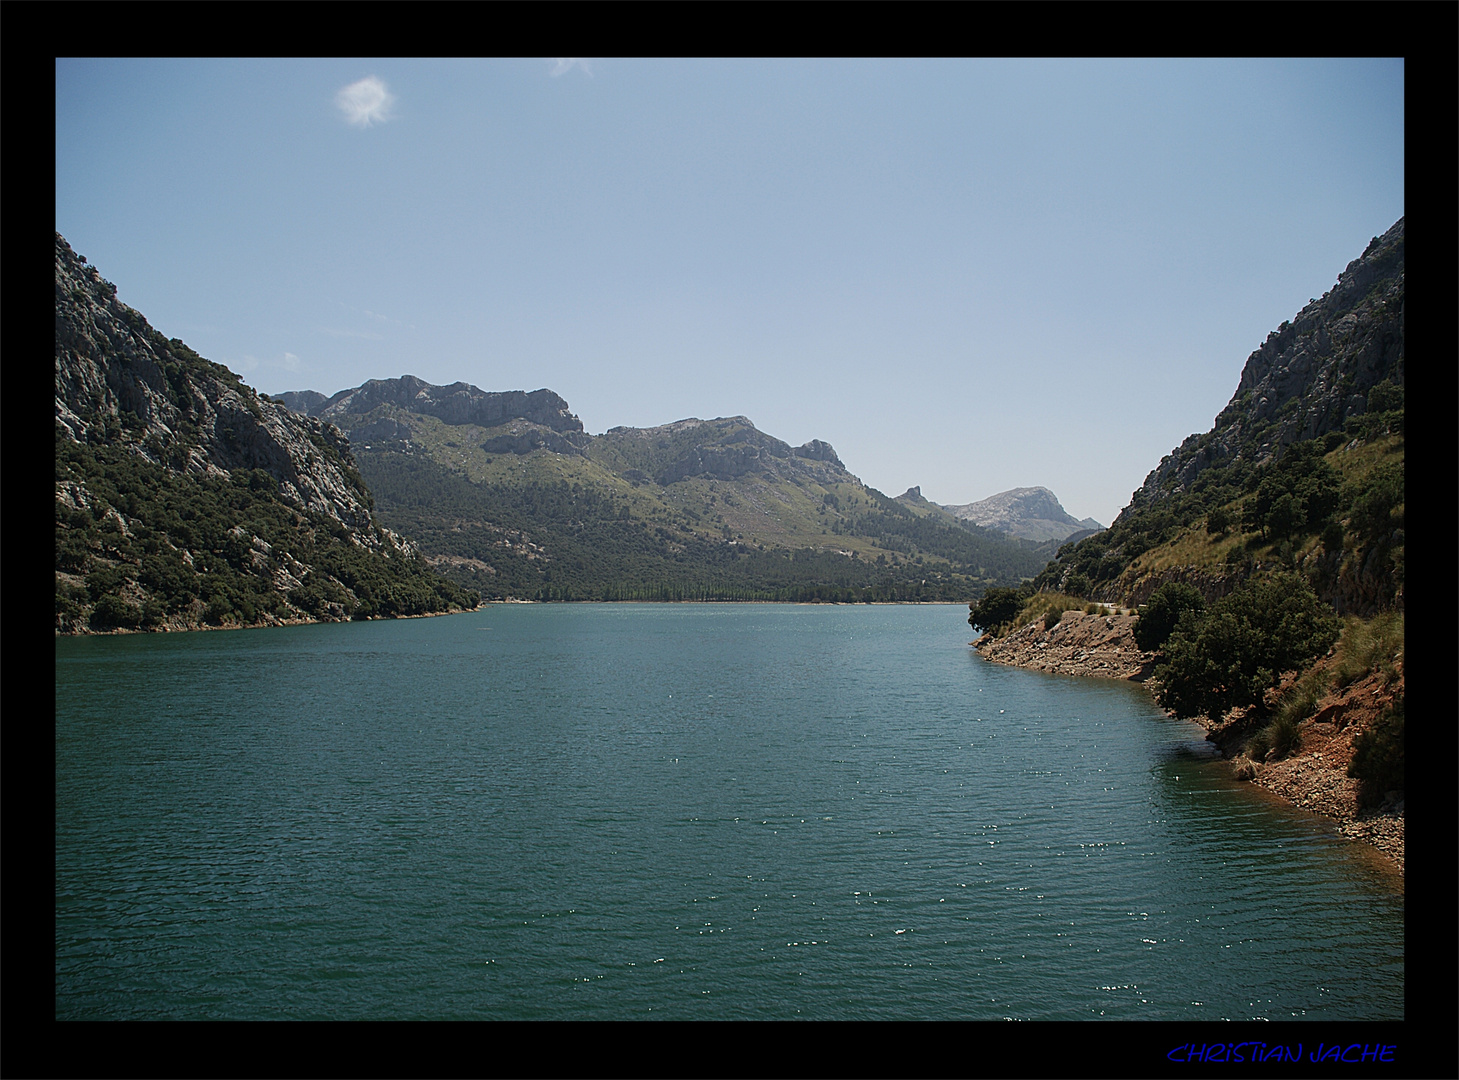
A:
[941, 486, 1102, 543]
[1031, 216, 1404, 613]
[1122, 217, 1403, 521]
[274, 376, 1050, 602]
[55, 233, 478, 632]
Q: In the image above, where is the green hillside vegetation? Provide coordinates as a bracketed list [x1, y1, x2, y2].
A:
[1009, 429, 1402, 730]
[969, 223, 1402, 804]
[355, 440, 1047, 602]
[1033, 420, 1403, 616]
[56, 431, 477, 630]
[1245, 610, 1404, 771]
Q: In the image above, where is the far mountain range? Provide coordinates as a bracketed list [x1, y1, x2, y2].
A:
[272, 375, 1089, 601]
[281, 378, 1100, 544]
[55, 226, 1102, 630]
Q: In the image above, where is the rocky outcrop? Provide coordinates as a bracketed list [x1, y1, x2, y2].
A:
[974, 609, 1156, 680]
[55, 233, 476, 633]
[480, 422, 590, 457]
[1126, 218, 1403, 513]
[55, 234, 376, 533]
[794, 439, 843, 466]
[349, 416, 416, 445]
[944, 487, 1103, 543]
[289, 375, 585, 434]
[277, 390, 328, 416]
[655, 440, 779, 483]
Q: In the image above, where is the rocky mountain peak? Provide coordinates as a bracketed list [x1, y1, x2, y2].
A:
[285, 376, 584, 434]
[941, 486, 1103, 544]
[55, 234, 477, 633]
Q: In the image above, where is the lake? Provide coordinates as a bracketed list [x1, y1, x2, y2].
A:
[55, 603, 1403, 1020]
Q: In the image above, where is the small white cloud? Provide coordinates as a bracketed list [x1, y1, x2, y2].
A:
[282, 352, 301, 371]
[549, 58, 592, 78]
[336, 76, 395, 127]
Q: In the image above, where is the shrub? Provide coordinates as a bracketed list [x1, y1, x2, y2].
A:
[1154, 572, 1341, 722]
[968, 586, 1025, 633]
[90, 593, 143, 629]
[1206, 506, 1231, 535]
[1133, 582, 1205, 653]
[1085, 603, 1100, 615]
[1348, 694, 1403, 806]
[1044, 605, 1064, 629]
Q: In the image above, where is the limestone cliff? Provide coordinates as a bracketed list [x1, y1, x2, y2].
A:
[1126, 218, 1402, 515]
[55, 233, 476, 632]
[296, 375, 586, 435]
[56, 235, 375, 533]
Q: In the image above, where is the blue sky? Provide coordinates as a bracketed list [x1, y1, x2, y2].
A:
[56, 58, 1403, 526]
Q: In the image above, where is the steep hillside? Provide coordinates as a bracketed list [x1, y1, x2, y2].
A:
[280, 378, 1048, 601]
[55, 234, 478, 633]
[1033, 218, 1403, 615]
[975, 220, 1406, 869]
[1136, 218, 1403, 503]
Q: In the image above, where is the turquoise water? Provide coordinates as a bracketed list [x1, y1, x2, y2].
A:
[55, 604, 1402, 1020]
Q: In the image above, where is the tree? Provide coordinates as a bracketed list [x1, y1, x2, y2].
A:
[1133, 582, 1205, 653]
[968, 586, 1023, 633]
[1154, 572, 1341, 722]
[1265, 491, 1307, 541]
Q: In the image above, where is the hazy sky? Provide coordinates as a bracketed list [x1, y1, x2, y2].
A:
[55, 58, 1403, 526]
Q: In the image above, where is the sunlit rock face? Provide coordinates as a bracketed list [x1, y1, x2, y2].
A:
[1129, 217, 1403, 509]
[55, 232, 376, 533]
[942, 487, 1103, 543]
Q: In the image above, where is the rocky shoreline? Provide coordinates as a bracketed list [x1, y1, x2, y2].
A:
[973, 609, 1404, 880]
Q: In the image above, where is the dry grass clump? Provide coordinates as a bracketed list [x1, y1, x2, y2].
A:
[1013, 592, 1087, 631]
[1243, 683, 1313, 758]
[1332, 611, 1404, 689]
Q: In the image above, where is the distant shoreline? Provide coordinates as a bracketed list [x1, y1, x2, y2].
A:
[57, 598, 975, 635]
[477, 599, 973, 606]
